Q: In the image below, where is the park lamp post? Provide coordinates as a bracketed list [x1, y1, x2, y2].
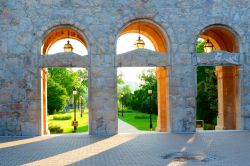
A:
[148, 87, 153, 130]
[80, 96, 83, 118]
[72, 87, 78, 133]
[121, 94, 124, 117]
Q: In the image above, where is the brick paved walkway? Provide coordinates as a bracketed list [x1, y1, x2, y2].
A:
[118, 119, 141, 133]
[1, 131, 250, 166]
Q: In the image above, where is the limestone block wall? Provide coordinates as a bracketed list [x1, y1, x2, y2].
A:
[0, 0, 250, 136]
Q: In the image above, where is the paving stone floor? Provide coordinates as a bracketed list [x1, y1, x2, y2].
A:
[118, 119, 141, 134]
[0, 131, 250, 166]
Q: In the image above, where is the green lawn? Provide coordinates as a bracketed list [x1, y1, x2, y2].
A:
[48, 109, 157, 134]
[118, 109, 157, 131]
[48, 109, 88, 134]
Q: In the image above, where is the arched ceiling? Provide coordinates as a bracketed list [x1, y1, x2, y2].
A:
[119, 21, 168, 53]
[200, 26, 239, 53]
[42, 28, 87, 55]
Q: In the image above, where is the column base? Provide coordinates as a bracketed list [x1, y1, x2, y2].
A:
[43, 129, 50, 135]
[215, 125, 224, 130]
[156, 127, 167, 132]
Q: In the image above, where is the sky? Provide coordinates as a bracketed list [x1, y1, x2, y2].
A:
[116, 33, 155, 88]
[48, 33, 155, 90]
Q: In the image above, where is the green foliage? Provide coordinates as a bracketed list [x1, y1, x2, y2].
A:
[132, 69, 157, 114]
[47, 79, 68, 115]
[47, 68, 88, 115]
[117, 72, 133, 110]
[118, 69, 157, 115]
[196, 41, 205, 53]
[204, 123, 216, 130]
[196, 67, 218, 124]
[76, 69, 88, 108]
[118, 84, 133, 110]
[196, 41, 218, 126]
[48, 68, 78, 96]
[117, 72, 125, 84]
[53, 114, 72, 120]
[49, 125, 64, 134]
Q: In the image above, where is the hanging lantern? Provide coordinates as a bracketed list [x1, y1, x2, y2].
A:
[64, 40, 73, 52]
[134, 23, 145, 49]
[134, 36, 145, 49]
[204, 39, 214, 53]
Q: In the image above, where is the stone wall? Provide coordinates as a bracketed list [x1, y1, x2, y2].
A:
[1, 0, 250, 136]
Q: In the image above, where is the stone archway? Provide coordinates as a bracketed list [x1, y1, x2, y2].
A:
[41, 26, 88, 135]
[198, 25, 240, 130]
[117, 20, 170, 131]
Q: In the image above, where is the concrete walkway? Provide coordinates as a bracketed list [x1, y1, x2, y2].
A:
[118, 119, 141, 133]
[1, 131, 250, 166]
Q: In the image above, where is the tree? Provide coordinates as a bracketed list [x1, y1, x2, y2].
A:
[121, 69, 158, 115]
[47, 68, 88, 113]
[47, 79, 68, 115]
[135, 69, 157, 114]
[117, 72, 125, 85]
[196, 40, 205, 53]
[76, 69, 88, 108]
[196, 41, 218, 125]
[48, 68, 78, 96]
[117, 72, 132, 110]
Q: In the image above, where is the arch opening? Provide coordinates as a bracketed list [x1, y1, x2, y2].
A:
[196, 25, 240, 130]
[116, 20, 170, 132]
[41, 26, 89, 135]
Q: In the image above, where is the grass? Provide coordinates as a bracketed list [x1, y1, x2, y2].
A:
[118, 109, 157, 131]
[48, 109, 88, 134]
[48, 108, 157, 133]
[53, 114, 72, 120]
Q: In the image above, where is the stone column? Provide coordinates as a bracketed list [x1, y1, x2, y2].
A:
[88, 54, 117, 135]
[215, 66, 239, 130]
[41, 68, 49, 135]
[156, 67, 170, 132]
[169, 65, 196, 133]
[242, 65, 250, 130]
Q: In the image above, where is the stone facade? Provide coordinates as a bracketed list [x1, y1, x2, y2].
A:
[1, 0, 250, 136]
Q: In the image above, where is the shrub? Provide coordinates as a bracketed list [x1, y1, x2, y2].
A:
[118, 108, 133, 113]
[49, 125, 64, 134]
[124, 110, 133, 113]
[204, 123, 215, 130]
[134, 115, 148, 119]
[53, 115, 72, 120]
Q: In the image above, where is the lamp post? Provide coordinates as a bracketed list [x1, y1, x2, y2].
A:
[148, 88, 153, 130]
[72, 87, 78, 133]
[80, 96, 83, 118]
[121, 94, 124, 117]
